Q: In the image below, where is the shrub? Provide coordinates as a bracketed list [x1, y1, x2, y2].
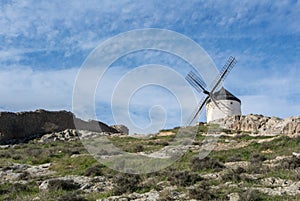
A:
[239, 189, 268, 201]
[221, 168, 245, 182]
[157, 189, 174, 201]
[112, 174, 141, 195]
[167, 171, 202, 187]
[191, 157, 225, 171]
[250, 154, 267, 163]
[18, 171, 31, 180]
[247, 154, 268, 174]
[0, 152, 11, 158]
[188, 181, 216, 200]
[226, 154, 242, 162]
[280, 157, 300, 170]
[155, 141, 169, 146]
[134, 145, 144, 152]
[47, 179, 80, 191]
[58, 192, 87, 201]
[9, 183, 30, 193]
[84, 164, 103, 177]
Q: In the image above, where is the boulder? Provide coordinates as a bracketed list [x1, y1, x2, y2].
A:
[111, 125, 129, 134]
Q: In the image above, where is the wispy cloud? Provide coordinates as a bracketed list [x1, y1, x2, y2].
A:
[0, 1, 299, 133]
[0, 67, 78, 111]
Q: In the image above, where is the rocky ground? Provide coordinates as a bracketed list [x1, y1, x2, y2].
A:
[0, 116, 299, 200]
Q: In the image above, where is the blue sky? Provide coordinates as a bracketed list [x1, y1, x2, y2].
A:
[1, 1, 299, 133]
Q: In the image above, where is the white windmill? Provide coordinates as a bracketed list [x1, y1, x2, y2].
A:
[185, 56, 241, 124]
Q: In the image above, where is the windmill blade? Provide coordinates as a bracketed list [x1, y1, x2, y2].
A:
[209, 56, 237, 94]
[186, 75, 204, 94]
[209, 96, 223, 112]
[185, 71, 209, 94]
[187, 96, 210, 126]
[188, 71, 207, 88]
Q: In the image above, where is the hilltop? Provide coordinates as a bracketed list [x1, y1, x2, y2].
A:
[0, 111, 299, 200]
[0, 109, 128, 145]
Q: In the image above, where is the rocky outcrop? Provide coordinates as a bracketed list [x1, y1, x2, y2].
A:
[213, 114, 300, 135]
[111, 125, 129, 134]
[0, 109, 119, 144]
[39, 175, 112, 193]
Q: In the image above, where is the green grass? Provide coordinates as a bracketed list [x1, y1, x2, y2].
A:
[50, 155, 98, 176]
[1, 125, 299, 200]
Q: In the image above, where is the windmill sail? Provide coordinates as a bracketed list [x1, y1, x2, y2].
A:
[209, 56, 237, 94]
[185, 71, 208, 94]
[186, 96, 209, 125]
[185, 56, 237, 125]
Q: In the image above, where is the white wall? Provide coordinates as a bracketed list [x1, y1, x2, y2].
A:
[206, 100, 241, 122]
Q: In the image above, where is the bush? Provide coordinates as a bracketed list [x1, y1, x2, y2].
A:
[58, 192, 87, 201]
[112, 174, 141, 195]
[226, 154, 242, 162]
[191, 157, 224, 171]
[188, 181, 216, 200]
[167, 171, 202, 187]
[250, 154, 267, 163]
[280, 157, 300, 170]
[18, 171, 31, 180]
[47, 179, 80, 191]
[9, 183, 30, 193]
[239, 189, 268, 201]
[84, 164, 103, 177]
[247, 154, 268, 174]
[155, 141, 169, 146]
[134, 145, 144, 152]
[221, 167, 245, 182]
[157, 189, 174, 201]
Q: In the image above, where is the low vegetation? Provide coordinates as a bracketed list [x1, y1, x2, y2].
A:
[0, 124, 299, 200]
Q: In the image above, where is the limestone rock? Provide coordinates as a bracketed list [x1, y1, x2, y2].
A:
[111, 125, 129, 134]
[40, 175, 111, 193]
[98, 189, 160, 201]
[0, 109, 119, 144]
[39, 129, 79, 143]
[228, 192, 240, 201]
[0, 162, 55, 183]
[213, 114, 300, 135]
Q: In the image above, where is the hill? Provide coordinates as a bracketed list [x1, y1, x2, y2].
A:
[0, 112, 299, 200]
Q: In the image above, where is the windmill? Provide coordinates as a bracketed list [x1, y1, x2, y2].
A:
[185, 56, 240, 124]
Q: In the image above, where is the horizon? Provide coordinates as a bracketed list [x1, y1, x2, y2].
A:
[1, 1, 299, 134]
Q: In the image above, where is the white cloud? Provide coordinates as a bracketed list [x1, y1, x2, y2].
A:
[0, 67, 78, 111]
[241, 94, 300, 118]
[0, 0, 299, 133]
[93, 65, 199, 134]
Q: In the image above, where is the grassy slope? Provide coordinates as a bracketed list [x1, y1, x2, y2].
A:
[0, 125, 299, 200]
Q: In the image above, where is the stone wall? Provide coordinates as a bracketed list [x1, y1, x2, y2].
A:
[0, 109, 119, 144]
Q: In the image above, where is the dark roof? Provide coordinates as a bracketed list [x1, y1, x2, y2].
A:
[207, 87, 241, 103]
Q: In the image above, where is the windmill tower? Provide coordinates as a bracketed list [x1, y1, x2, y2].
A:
[206, 87, 241, 122]
[185, 56, 241, 124]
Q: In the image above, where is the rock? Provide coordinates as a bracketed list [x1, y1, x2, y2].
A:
[0, 109, 120, 144]
[228, 192, 240, 201]
[40, 175, 112, 193]
[253, 180, 300, 196]
[111, 125, 129, 134]
[97, 190, 159, 201]
[39, 178, 80, 191]
[39, 129, 79, 143]
[292, 152, 300, 158]
[213, 114, 300, 135]
[0, 162, 55, 183]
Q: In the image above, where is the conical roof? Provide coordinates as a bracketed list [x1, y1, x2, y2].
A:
[208, 87, 241, 103]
